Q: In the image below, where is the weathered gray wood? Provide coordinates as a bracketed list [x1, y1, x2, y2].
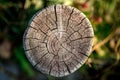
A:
[23, 4, 94, 77]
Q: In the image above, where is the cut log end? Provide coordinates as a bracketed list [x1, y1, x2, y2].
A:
[23, 4, 94, 77]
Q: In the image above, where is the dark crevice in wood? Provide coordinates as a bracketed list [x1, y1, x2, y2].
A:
[30, 26, 38, 31]
[36, 15, 50, 28]
[48, 56, 56, 74]
[25, 45, 40, 51]
[32, 20, 47, 35]
[76, 17, 86, 27]
[82, 27, 92, 34]
[36, 15, 51, 33]
[56, 61, 60, 76]
[33, 53, 48, 67]
[78, 51, 89, 57]
[45, 43, 53, 55]
[63, 61, 71, 73]
[51, 28, 57, 31]
[45, 9, 51, 30]
[54, 5, 58, 28]
[73, 57, 82, 65]
[64, 31, 82, 43]
[47, 55, 56, 68]
[49, 64, 53, 75]
[69, 36, 93, 43]
[24, 37, 41, 40]
[45, 9, 56, 29]
[61, 44, 79, 60]
[66, 8, 74, 28]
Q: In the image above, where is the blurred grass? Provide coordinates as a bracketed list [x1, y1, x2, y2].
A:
[14, 46, 35, 77]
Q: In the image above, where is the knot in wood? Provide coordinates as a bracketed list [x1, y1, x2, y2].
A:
[23, 4, 94, 77]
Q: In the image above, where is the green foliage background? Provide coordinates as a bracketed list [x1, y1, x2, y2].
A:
[0, 0, 120, 80]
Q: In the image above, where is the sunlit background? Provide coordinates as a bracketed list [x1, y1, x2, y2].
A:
[0, 0, 120, 80]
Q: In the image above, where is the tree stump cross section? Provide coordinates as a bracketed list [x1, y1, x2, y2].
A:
[23, 4, 94, 77]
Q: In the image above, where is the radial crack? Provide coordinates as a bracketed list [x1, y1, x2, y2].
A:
[75, 17, 86, 27]
[66, 8, 74, 28]
[61, 44, 79, 60]
[30, 26, 38, 31]
[33, 53, 48, 67]
[72, 58, 82, 65]
[32, 20, 47, 35]
[56, 61, 60, 76]
[48, 56, 56, 74]
[63, 61, 71, 73]
[25, 45, 40, 51]
[70, 36, 94, 43]
[36, 15, 50, 30]
[78, 51, 89, 57]
[54, 5, 58, 27]
[49, 64, 53, 75]
[24, 37, 41, 40]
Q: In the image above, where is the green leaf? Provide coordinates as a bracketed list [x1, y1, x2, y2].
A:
[14, 46, 35, 77]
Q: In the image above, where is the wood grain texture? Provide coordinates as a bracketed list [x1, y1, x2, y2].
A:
[23, 4, 94, 77]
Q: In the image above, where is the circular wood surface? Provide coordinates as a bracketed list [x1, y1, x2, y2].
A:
[23, 4, 94, 77]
